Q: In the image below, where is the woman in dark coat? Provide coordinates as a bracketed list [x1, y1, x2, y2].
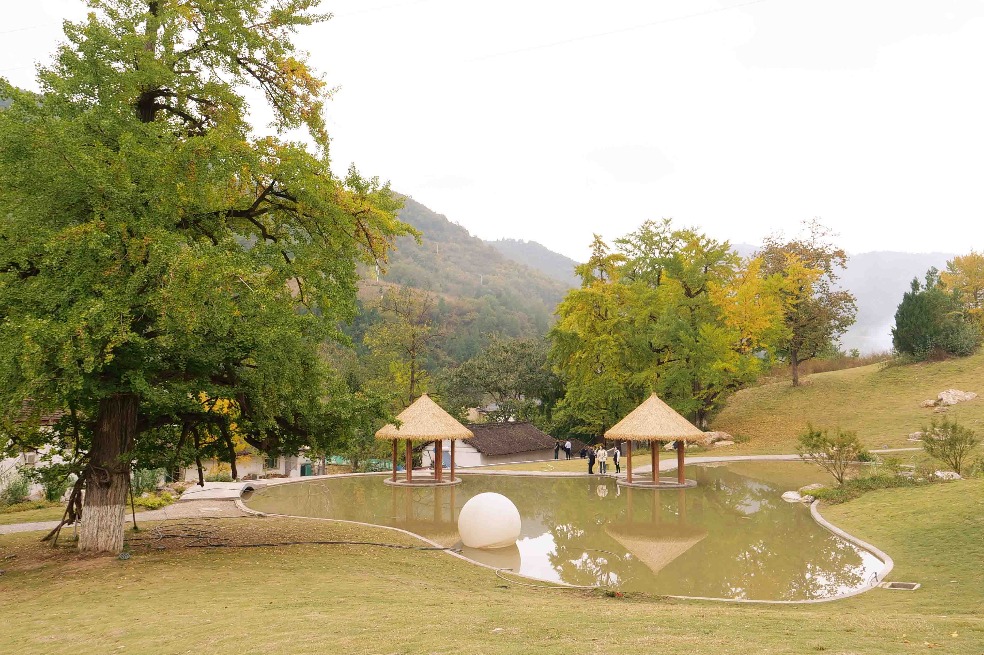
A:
[587, 447, 596, 474]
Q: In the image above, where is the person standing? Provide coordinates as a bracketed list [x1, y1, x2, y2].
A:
[611, 445, 621, 474]
[564, 439, 572, 460]
[554, 441, 561, 460]
[587, 446, 596, 474]
[598, 446, 608, 474]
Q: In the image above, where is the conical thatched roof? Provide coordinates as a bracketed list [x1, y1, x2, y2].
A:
[605, 393, 705, 442]
[605, 523, 707, 575]
[375, 394, 473, 441]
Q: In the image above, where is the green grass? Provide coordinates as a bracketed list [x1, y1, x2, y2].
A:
[0, 501, 66, 525]
[0, 496, 170, 526]
[1, 480, 981, 654]
[713, 350, 984, 454]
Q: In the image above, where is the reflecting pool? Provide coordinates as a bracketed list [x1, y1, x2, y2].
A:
[243, 462, 885, 601]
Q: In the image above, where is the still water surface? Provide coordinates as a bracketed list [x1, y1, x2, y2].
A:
[244, 462, 884, 601]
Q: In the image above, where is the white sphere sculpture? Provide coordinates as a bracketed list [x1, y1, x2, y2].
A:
[457, 492, 521, 549]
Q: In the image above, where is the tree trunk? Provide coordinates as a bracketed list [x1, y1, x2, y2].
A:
[791, 349, 800, 387]
[79, 393, 138, 554]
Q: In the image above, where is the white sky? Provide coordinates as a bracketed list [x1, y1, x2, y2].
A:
[3, 0, 984, 261]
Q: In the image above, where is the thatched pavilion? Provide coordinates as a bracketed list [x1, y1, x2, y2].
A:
[375, 394, 472, 486]
[605, 393, 704, 488]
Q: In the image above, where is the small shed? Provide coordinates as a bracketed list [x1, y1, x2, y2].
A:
[375, 394, 472, 486]
[605, 394, 704, 487]
[421, 422, 566, 468]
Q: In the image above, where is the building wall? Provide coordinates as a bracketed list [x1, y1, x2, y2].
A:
[1, 440, 67, 500]
[180, 454, 313, 482]
[421, 443, 556, 468]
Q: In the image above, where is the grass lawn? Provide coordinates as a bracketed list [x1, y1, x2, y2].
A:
[712, 351, 984, 454]
[1, 479, 981, 654]
[0, 502, 67, 526]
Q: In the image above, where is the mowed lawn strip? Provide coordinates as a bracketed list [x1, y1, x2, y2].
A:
[1, 479, 982, 655]
[712, 351, 984, 454]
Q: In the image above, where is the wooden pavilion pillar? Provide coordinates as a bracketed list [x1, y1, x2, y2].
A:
[626, 441, 633, 483]
[676, 440, 685, 484]
[434, 439, 443, 482]
[450, 439, 456, 482]
[652, 441, 660, 483]
[391, 440, 398, 482]
[405, 438, 413, 482]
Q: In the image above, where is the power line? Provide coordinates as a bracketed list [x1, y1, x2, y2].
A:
[0, 23, 61, 36]
[472, 0, 769, 61]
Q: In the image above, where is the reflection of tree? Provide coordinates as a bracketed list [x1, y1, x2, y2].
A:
[664, 467, 869, 599]
[245, 468, 875, 599]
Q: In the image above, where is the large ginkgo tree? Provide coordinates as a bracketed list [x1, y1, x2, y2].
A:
[0, 0, 407, 553]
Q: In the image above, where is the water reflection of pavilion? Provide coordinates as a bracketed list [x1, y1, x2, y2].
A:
[605, 488, 708, 576]
[388, 484, 460, 547]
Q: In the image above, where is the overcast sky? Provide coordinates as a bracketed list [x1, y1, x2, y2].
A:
[3, 0, 984, 261]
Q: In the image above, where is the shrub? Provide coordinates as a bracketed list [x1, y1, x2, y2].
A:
[797, 425, 868, 486]
[810, 472, 925, 504]
[42, 474, 73, 502]
[132, 491, 176, 510]
[1, 473, 32, 505]
[132, 468, 165, 495]
[920, 418, 980, 476]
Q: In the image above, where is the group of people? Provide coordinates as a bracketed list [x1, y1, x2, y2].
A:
[554, 440, 621, 474]
[553, 439, 574, 460]
[585, 444, 620, 475]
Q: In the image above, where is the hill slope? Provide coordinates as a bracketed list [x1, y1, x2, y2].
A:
[486, 238, 580, 288]
[712, 350, 984, 453]
[360, 197, 569, 360]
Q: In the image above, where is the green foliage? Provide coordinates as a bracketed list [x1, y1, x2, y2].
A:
[757, 219, 858, 386]
[893, 269, 982, 358]
[809, 472, 925, 504]
[920, 418, 980, 475]
[343, 431, 390, 473]
[42, 475, 73, 503]
[0, 500, 58, 515]
[131, 469, 164, 495]
[444, 336, 561, 426]
[550, 221, 785, 436]
[796, 425, 867, 485]
[382, 198, 567, 344]
[0, 0, 408, 546]
[363, 286, 440, 409]
[132, 491, 176, 510]
[1, 473, 31, 505]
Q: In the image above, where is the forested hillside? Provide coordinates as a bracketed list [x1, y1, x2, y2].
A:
[486, 238, 581, 287]
[351, 197, 570, 365]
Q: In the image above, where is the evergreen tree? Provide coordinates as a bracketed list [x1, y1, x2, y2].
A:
[892, 269, 981, 358]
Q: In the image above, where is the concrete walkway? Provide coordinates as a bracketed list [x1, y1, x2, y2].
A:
[177, 481, 256, 501]
[0, 499, 249, 535]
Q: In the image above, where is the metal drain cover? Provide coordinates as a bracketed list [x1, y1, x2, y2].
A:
[879, 581, 920, 590]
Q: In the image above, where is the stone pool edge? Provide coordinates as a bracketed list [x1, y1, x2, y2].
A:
[235, 469, 896, 605]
